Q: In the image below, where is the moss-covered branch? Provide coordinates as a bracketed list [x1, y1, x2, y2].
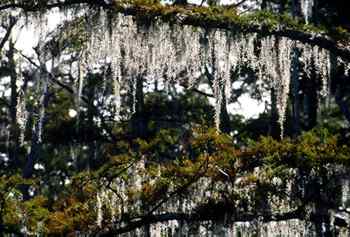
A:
[115, 2, 350, 61]
[99, 207, 304, 236]
[1, 0, 350, 61]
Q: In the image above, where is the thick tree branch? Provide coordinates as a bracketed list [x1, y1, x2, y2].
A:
[122, 5, 350, 62]
[0, 0, 109, 12]
[99, 206, 304, 236]
[1, 1, 349, 61]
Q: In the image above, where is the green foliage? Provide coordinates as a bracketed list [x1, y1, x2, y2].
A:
[1, 127, 350, 234]
[247, 128, 350, 169]
[0, 175, 34, 232]
[22, 196, 50, 234]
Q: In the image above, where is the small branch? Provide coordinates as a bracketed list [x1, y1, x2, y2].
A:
[238, 6, 255, 15]
[192, 88, 214, 97]
[17, 50, 40, 68]
[204, 66, 214, 87]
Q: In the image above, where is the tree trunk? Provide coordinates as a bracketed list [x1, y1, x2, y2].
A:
[304, 66, 319, 130]
[7, 39, 20, 170]
[131, 76, 147, 138]
[311, 0, 319, 24]
[21, 69, 49, 200]
[86, 73, 96, 170]
[292, 0, 302, 18]
[219, 87, 231, 134]
[205, 65, 231, 134]
[278, 0, 287, 13]
[0, 212, 4, 237]
[290, 46, 301, 137]
[335, 89, 350, 125]
[173, 0, 187, 5]
[269, 88, 281, 139]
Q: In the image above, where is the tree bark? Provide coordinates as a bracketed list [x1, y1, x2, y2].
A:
[98, 207, 304, 236]
[335, 87, 350, 125]
[219, 87, 231, 134]
[292, 0, 302, 18]
[290, 46, 301, 137]
[303, 65, 319, 130]
[21, 66, 49, 200]
[331, 63, 350, 125]
[205, 67, 231, 134]
[7, 39, 20, 169]
[130, 76, 147, 138]
[269, 88, 281, 139]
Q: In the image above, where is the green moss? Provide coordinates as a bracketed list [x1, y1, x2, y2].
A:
[112, 0, 333, 38]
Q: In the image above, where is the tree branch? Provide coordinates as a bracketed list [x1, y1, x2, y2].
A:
[0, 16, 17, 54]
[99, 206, 304, 236]
[232, 0, 248, 8]
[120, 4, 350, 62]
[0, 0, 109, 12]
[1, 1, 349, 61]
[192, 88, 214, 97]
